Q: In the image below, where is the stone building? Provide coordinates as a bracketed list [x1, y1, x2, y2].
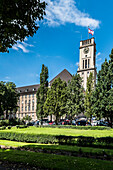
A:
[16, 38, 97, 121]
[77, 38, 97, 90]
[16, 69, 72, 121]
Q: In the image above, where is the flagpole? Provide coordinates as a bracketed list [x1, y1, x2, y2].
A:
[88, 26, 89, 39]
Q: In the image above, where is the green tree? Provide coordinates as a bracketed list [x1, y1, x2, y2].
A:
[0, 81, 6, 116]
[66, 74, 84, 124]
[84, 72, 94, 122]
[92, 49, 113, 127]
[22, 115, 32, 123]
[44, 78, 67, 125]
[0, 0, 46, 52]
[36, 64, 48, 124]
[3, 82, 19, 119]
[92, 59, 110, 120]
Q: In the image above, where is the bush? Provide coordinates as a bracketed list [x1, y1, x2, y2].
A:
[77, 136, 95, 146]
[7, 126, 12, 129]
[0, 132, 57, 144]
[16, 125, 28, 129]
[0, 131, 112, 148]
[0, 126, 6, 130]
[38, 125, 111, 130]
[0, 120, 9, 126]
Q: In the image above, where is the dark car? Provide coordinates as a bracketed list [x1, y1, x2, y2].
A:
[76, 120, 86, 126]
[27, 121, 35, 126]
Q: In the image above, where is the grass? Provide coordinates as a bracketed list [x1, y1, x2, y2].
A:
[1, 140, 113, 156]
[0, 148, 113, 170]
[1, 126, 113, 137]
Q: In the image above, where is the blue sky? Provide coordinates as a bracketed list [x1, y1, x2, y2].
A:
[0, 0, 113, 87]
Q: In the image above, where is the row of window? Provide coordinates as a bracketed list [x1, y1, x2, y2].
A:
[22, 94, 34, 99]
[21, 106, 35, 111]
[83, 59, 90, 69]
[18, 88, 36, 93]
[17, 113, 35, 118]
[82, 39, 91, 45]
[19, 99, 35, 105]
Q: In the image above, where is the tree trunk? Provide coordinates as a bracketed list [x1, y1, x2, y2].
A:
[110, 113, 112, 128]
[6, 110, 9, 119]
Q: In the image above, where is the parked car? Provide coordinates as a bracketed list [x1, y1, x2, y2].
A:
[97, 121, 108, 126]
[47, 121, 55, 125]
[91, 120, 97, 126]
[27, 121, 35, 126]
[76, 120, 86, 126]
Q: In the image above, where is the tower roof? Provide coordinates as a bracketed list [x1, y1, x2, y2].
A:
[49, 69, 72, 86]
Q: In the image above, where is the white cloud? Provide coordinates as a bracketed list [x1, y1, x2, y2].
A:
[75, 62, 79, 66]
[44, 0, 100, 29]
[97, 58, 102, 61]
[96, 52, 101, 58]
[12, 39, 34, 53]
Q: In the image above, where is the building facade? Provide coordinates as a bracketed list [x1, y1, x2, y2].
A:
[16, 38, 97, 121]
[77, 38, 96, 90]
[16, 69, 72, 121]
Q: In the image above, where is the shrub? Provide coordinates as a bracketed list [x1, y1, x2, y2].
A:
[16, 125, 28, 129]
[7, 126, 12, 129]
[77, 136, 95, 146]
[38, 125, 111, 130]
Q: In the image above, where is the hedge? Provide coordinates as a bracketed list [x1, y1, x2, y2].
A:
[36, 125, 111, 130]
[0, 131, 113, 148]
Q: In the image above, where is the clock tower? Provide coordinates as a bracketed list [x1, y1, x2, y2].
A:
[77, 38, 96, 90]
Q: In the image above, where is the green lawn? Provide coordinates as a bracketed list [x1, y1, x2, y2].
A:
[1, 139, 113, 156]
[2, 126, 113, 137]
[0, 149, 113, 170]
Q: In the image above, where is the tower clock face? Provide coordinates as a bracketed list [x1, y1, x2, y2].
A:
[84, 47, 89, 54]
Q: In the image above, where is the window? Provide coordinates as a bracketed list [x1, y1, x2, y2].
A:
[25, 106, 27, 111]
[25, 88, 28, 92]
[22, 107, 23, 111]
[87, 72, 89, 74]
[28, 106, 30, 111]
[29, 94, 31, 98]
[85, 55, 87, 58]
[83, 60, 84, 69]
[33, 88, 36, 91]
[32, 94, 34, 98]
[25, 100, 27, 104]
[25, 95, 27, 99]
[88, 59, 90, 68]
[82, 72, 84, 75]
[85, 60, 87, 69]
[32, 113, 34, 117]
[21, 113, 23, 117]
[18, 100, 20, 105]
[32, 106, 34, 111]
[25, 113, 27, 117]
[29, 100, 31, 104]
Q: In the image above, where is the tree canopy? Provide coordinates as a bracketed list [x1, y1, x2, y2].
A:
[0, 0, 46, 52]
[66, 74, 84, 123]
[44, 78, 67, 125]
[36, 64, 48, 123]
[84, 72, 94, 121]
[92, 49, 113, 126]
[0, 81, 19, 119]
